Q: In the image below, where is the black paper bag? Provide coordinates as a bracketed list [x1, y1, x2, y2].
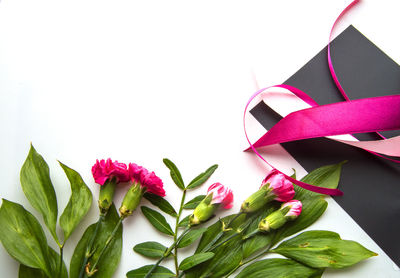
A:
[251, 25, 400, 266]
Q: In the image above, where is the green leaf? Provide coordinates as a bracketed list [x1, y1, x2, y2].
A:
[126, 265, 175, 278]
[179, 252, 215, 271]
[133, 241, 168, 259]
[241, 205, 277, 259]
[59, 162, 92, 241]
[272, 230, 377, 269]
[0, 199, 51, 277]
[141, 206, 174, 236]
[236, 258, 324, 278]
[178, 215, 190, 228]
[183, 195, 206, 209]
[186, 164, 218, 189]
[163, 158, 185, 190]
[20, 144, 59, 243]
[178, 228, 207, 248]
[19, 247, 68, 278]
[144, 193, 177, 217]
[295, 161, 346, 199]
[70, 204, 123, 278]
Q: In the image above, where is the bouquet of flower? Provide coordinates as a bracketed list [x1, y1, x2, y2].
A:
[0, 145, 376, 278]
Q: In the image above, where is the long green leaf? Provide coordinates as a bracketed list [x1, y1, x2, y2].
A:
[177, 228, 207, 248]
[163, 158, 185, 190]
[19, 247, 68, 278]
[133, 241, 168, 259]
[273, 230, 377, 269]
[20, 144, 59, 243]
[179, 252, 215, 270]
[236, 258, 324, 278]
[141, 206, 174, 236]
[144, 193, 177, 217]
[295, 161, 346, 199]
[183, 195, 206, 209]
[126, 265, 174, 278]
[186, 164, 218, 189]
[70, 204, 123, 278]
[59, 162, 92, 241]
[0, 199, 51, 277]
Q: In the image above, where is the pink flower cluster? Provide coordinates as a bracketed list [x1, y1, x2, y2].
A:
[92, 159, 165, 197]
[129, 163, 165, 197]
[92, 159, 130, 185]
[262, 169, 302, 217]
[207, 182, 233, 209]
[261, 169, 295, 202]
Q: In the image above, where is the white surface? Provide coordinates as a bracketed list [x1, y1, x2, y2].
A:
[0, 0, 399, 277]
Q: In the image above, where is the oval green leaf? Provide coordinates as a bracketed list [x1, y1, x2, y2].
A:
[272, 230, 377, 269]
[186, 164, 218, 189]
[178, 228, 207, 248]
[20, 144, 59, 243]
[179, 252, 215, 271]
[163, 158, 185, 190]
[0, 199, 51, 277]
[133, 241, 168, 258]
[141, 206, 174, 236]
[70, 204, 123, 278]
[126, 265, 175, 278]
[183, 195, 206, 210]
[59, 161, 93, 241]
[144, 193, 177, 217]
[236, 258, 323, 278]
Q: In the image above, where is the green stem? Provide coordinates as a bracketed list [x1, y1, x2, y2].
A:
[144, 226, 191, 278]
[174, 189, 187, 275]
[57, 245, 64, 278]
[223, 246, 272, 278]
[207, 232, 240, 252]
[199, 211, 245, 253]
[87, 216, 124, 276]
[78, 213, 106, 278]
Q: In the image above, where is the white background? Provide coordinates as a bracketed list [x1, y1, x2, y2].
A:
[0, 0, 399, 277]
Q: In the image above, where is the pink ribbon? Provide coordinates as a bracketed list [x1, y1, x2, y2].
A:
[244, 0, 400, 196]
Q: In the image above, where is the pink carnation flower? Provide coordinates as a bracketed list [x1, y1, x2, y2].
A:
[281, 200, 302, 218]
[207, 182, 234, 209]
[262, 169, 295, 202]
[92, 159, 130, 185]
[129, 163, 165, 197]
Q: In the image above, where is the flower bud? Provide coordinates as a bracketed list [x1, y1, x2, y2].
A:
[241, 169, 295, 213]
[98, 178, 117, 215]
[189, 183, 233, 226]
[119, 183, 145, 218]
[258, 200, 302, 232]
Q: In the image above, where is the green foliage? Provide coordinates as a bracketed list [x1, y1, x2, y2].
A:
[0, 199, 52, 277]
[19, 247, 68, 278]
[235, 258, 324, 278]
[186, 165, 218, 189]
[144, 193, 177, 217]
[20, 144, 59, 243]
[272, 230, 377, 269]
[70, 204, 122, 278]
[177, 228, 207, 248]
[141, 206, 174, 236]
[179, 252, 215, 271]
[126, 265, 175, 278]
[134, 241, 168, 259]
[163, 158, 185, 190]
[59, 162, 92, 241]
[183, 195, 206, 209]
